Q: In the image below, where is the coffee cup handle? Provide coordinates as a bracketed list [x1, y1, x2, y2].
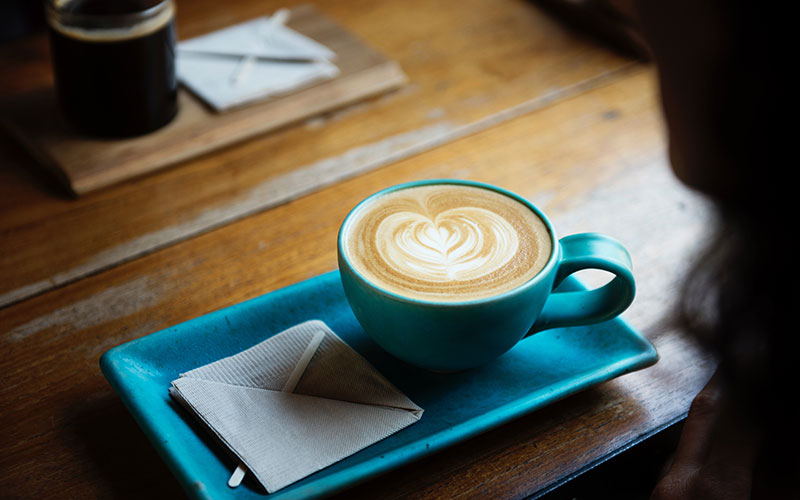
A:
[527, 233, 635, 335]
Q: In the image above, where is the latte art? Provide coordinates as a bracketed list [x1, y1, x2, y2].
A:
[343, 184, 552, 301]
[379, 207, 520, 281]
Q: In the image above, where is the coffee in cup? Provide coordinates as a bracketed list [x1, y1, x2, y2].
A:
[338, 179, 636, 372]
[46, 0, 178, 137]
[342, 183, 552, 302]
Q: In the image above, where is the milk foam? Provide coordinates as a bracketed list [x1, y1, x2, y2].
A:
[378, 207, 519, 282]
[344, 184, 552, 302]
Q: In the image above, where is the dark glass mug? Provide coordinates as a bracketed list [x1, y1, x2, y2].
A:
[46, 0, 178, 138]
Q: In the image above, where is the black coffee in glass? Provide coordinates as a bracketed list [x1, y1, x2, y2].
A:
[46, 0, 178, 137]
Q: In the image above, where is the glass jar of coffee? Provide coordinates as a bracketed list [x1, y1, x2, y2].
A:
[46, 0, 178, 137]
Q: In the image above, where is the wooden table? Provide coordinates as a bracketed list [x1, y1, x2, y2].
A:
[0, 0, 717, 498]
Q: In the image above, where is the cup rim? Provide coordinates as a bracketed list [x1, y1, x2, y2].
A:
[337, 178, 559, 307]
[46, 0, 174, 35]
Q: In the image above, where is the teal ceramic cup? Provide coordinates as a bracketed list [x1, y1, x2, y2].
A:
[338, 179, 635, 372]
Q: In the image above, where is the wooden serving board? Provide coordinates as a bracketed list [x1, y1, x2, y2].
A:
[0, 4, 406, 196]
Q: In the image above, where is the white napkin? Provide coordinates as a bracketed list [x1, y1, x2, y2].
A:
[169, 320, 423, 493]
[176, 10, 340, 111]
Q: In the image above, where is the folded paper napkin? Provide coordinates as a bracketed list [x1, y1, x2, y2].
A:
[169, 320, 423, 493]
[176, 10, 340, 111]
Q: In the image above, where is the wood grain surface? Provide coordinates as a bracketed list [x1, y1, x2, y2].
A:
[0, 1, 717, 499]
[0, 0, 637, 309]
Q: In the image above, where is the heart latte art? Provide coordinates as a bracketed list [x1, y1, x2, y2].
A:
[343, 184, 552, 301]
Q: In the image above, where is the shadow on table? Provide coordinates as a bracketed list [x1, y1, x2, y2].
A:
[71, 394, 189, 499]
[536, 418, 683, 500]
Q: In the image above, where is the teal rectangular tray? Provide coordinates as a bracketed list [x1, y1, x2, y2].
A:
[100, 270, 658, 499]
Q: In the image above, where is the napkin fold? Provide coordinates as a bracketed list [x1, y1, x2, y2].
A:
[176, 10, 340, 111]
[169, 320, 423, 493]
